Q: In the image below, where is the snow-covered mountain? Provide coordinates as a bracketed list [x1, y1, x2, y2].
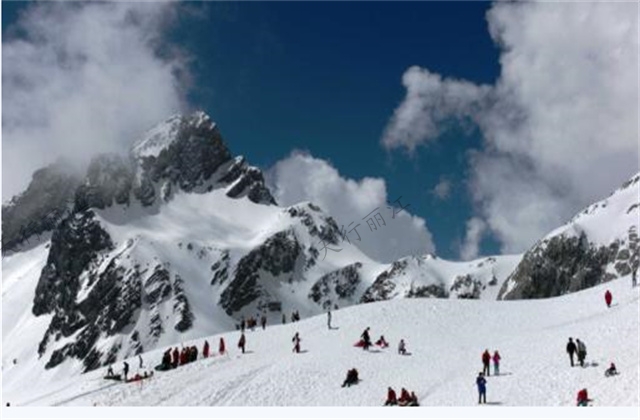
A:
[499, 173, 639, 300]
[2, 111, 638, 399]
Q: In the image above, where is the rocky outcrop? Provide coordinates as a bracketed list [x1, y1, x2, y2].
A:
[309, 263, 363, 309]
[360, 260, 409, 302]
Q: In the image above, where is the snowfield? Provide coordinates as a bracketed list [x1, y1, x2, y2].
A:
[3, 274, 638, 407]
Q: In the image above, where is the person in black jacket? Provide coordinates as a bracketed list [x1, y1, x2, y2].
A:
[123, 361, 130, 381]
[566, 338, 577, 367]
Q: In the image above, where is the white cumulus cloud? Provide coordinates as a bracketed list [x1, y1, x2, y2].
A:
[2, 1, 191, 201]
[383, 1, 638, 254]
[266, 151, 435, 263]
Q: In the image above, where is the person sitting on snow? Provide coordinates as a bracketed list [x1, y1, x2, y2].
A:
[605, 362, 618, 377]
[409, 391, 419, 406]
[384, 387, 397, 406]
[341, 368, 359, 387]
[375, 335, 389, 348]
[576, 388, 591, 406]
[398, 388, 412, 406]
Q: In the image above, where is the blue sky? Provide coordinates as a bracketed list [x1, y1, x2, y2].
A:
[175, 2, 501, 258]
[3, 1, 636, 262]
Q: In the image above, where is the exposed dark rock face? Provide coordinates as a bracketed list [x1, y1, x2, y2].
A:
[309, 263, 363, 309]
[210, 251, 231, 285]
[173, 274, 194, 332]
[2, 160, 81, 255]
[498, 232, 618, 300]
[75, 154, 133, 211]
[360, 260, 409, 302]
[406, 284, 448, 298]
[450, 274, 484, 299]
[219, 230, 302, 315]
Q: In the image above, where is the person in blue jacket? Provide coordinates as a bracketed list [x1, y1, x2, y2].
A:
[476, 372, 487, 404]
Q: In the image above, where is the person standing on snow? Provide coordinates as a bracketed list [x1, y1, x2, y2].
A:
[203, 340, 210, 358]
[327, 309, 332, 330]
[138, 354, 144, 369]
[292, 332, 301, 353]
[219, 337, 226, 355]
[566, 338, 577, 367]
[238, 333, 246, 354]
[493, 350, 501, 376]
[123, 361, 130, 381]
[604, 290, 612, 308]
[172, 347, 180, 368]
[398, 339, 407, 355]
[261, 314, 267, 330]
[633, 267, 637, 287]
[576, 339, 587, 367]
[482, 349, 491, 376]
[361, 327, 372, 351]
[476, 372, 487, 404]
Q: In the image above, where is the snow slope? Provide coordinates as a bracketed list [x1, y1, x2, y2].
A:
[4, 275, 637, 407]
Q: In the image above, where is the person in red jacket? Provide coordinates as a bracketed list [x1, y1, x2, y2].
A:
[576, 388, 590, 406]
[203, 340, 210, 358]
[384, 387, 397, 406]
[604, 290, 612, 308]
[492, 351, 501, 376]
[219, 337, 226, 355]
[482, 349, 491, 376]
[398, 388, 412, 406]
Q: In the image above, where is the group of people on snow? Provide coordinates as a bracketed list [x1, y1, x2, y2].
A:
[566, 338, 587, 368]
[341, 368, 359, 388]
[481, 349, 501, 376]
[385, 387, 419, 406]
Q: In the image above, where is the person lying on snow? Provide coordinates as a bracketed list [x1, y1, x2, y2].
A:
[341, 368, 359, 387]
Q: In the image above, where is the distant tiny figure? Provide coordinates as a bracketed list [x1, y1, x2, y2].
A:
[384, 387, 397, 406]
[605, 362, 618, 377]
[172, 348, 179, 368]
[576, 339, 587, 367]
[604, 290, 612, 308]
[566, 338, 577, 367]
[576, 388, 590, 406]
[476, 372, 487, 404]
[493, 350, 501, 376]
[107, 365, 114, 377]
[138, 354, 144, 369]
[292, 332, 301, 353]
[327, 309, 332, 329]
[361, 327, 372, 351]
[261, 314, 267, 330]
[238, 333, 246, 354]
[398, 339, 407, 355]
[376, 335, 389, 348]
[341, 368, 359, 388]
[398, 388, 411, 406]
[123, 361, 130, 381]
[240, 317, 246, 332]
[633, 267, 637, 287]
[482, 349, 491, 376]
[282, 313, 286, 324]
[219, 337, 226, 355]
[203, 340, 210, 358]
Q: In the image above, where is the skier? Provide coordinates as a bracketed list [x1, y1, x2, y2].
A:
[566, 338, 577, 367]
[327, 309, 332, 330]
[604, 290, 612, 308]
[576, 339, 587, 367]
[361, 327, 372, 351]
[576, 388, 590, 406]
[219, 337, 226, 355]
[493, 350, 501, 376]
[482, 349, 491, 376]
[261, 314, 267, 330]
[292, 332, 301, 353]
[384, 387, 398, 406]
[341, 368, 359, 387]
[605, 362, 618, 377]
[172, 347, 180, 368]
[476, 372, 487, 404]
[123, 361, 130, 381]
[376, 335, 389, 348]
[238, 333, 246, 354]
[203, 340, 210, 358]
[398, 339, 407, 355]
